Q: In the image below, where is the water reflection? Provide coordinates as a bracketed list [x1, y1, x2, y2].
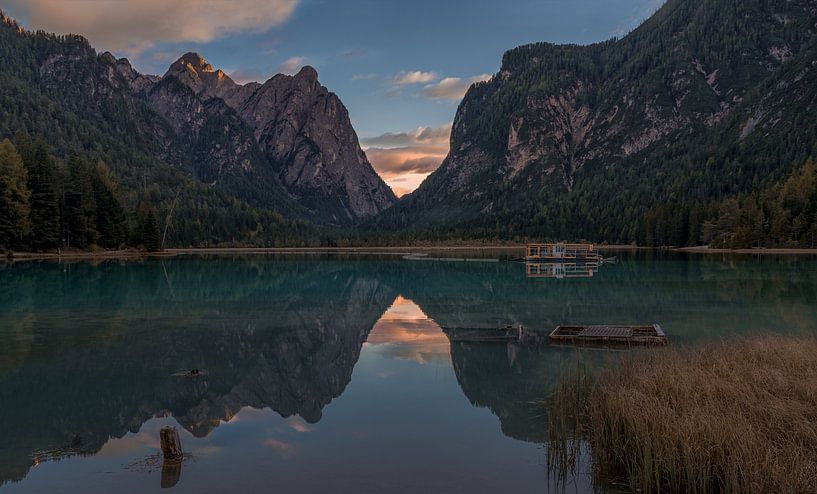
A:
[365, 296, 450, 364]
[0, 253, 816, 491]
[525, 261, 599, 278]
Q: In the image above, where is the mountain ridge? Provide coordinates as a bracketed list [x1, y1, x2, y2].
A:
[157, 51, 397, 222]
[373, 0, 817, 246]
[0, 12, 395, 244]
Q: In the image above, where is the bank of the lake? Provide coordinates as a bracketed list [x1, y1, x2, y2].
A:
[7, 244, 817, 263]
[676, 246, 817, 255]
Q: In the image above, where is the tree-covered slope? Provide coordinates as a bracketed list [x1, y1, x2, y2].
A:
[0, 12, 322, 247]
[374, 0, 817, 246]
[0, 11, 395, 249]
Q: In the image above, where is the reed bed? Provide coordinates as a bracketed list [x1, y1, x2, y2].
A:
[544, 337, 817, 493]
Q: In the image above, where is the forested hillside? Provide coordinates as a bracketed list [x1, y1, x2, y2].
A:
[3, 1, 817, 250]
[0, 12, 375, 250]
[372, 0, 817, 248]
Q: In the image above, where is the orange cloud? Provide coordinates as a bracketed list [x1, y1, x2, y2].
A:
[366, 296, 450, 364]
[3, 0, 299, 55]
[423, 74, 492, 101]
[361, 125, 451, 196]
[284, 416, 312, 433]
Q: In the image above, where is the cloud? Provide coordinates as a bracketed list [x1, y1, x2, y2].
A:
[360, 124, 451, 149]
[284, 416, 312, 433]
[277, 56, 308, 75]
[340, 48, 365, 60]
[365, 149, 445, 175]
[366, 296, 452, 364]
[423, 74, 492, 101]
[393, 70, 438, 86]
[228, 68, 270, 85]
[4, 1, 299, 55]
[261, 438, 298, 458]
[361, 124, 452, 196]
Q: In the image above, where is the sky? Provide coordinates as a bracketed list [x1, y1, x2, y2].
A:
[1, 0, 663, 196]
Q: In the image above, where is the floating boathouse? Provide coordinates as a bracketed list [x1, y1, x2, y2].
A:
[525, 243, 600, 262]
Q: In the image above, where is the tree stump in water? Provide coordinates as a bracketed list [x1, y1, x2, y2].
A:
[160, 426, 183, 462]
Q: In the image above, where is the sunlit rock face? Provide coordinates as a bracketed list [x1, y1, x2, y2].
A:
[159, 53, 397, 223]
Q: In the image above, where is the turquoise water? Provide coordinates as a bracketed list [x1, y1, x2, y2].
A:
[1, 252, 816, 493]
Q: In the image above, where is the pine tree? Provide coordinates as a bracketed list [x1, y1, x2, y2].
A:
[91, 161, 127, 248]
[0, 139, 31, 250]
[18, 136, 61, 250]
[63, 152, 98, 249]
[135, 200, 161, 251]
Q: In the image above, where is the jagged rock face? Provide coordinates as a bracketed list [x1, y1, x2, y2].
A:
[0, 15, 394, 225]
[161, 53, 396, 222]
[379, 0, 817, 236]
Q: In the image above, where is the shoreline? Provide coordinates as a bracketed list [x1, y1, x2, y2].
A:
[5, 244, 817, 262]
[6, 245, 527, 262]
[674, 245, 817, 254]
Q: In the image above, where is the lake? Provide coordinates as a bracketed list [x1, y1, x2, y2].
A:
[1, 251, 816, 493]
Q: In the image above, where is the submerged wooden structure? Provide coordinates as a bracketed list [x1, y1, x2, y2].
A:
[441, 323, 667, 347]
[442, 326, 546, 343]
[526, 243, 600, 262]
[549, 324, 667, 346]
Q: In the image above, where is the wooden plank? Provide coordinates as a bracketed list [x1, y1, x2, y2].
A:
[578, 326, 633, 338]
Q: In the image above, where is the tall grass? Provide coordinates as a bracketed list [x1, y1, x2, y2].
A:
[544, 337, 817, 493]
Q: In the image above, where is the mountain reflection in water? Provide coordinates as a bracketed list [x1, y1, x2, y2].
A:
[1, 253, 816, 491]
[365, 296, 451, 364]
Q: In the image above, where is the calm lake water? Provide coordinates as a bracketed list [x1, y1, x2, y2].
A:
[1, 251, 816, 493]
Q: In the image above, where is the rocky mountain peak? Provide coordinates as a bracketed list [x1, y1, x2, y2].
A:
[172, 52, 214, 74]
[162, 51, 240, 100]
[152, 51, 395, 221]
[294, 65, 319, 83]
[0, 10, 19, 30]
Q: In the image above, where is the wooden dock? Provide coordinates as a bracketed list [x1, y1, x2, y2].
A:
[549, 324, 667, 346]
[526, 243, 600, 262]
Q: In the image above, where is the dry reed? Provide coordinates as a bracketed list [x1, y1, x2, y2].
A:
[544, 337, 817, 493]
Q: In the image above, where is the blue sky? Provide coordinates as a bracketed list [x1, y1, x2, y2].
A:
[2, 0, 663, 194]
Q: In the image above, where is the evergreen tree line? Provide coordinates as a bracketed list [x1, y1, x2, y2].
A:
[637, 159, 817, 248]
[701, 159, 817, 248]
[0, 132, 161, 252]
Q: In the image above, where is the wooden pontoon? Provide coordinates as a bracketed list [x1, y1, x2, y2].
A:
[525, 261, 599, 279]
[526, 243, 600, 262]
[549, 324, 667, 346]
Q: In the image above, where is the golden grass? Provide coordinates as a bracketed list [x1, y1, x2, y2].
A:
[545, 337, 817, 493]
